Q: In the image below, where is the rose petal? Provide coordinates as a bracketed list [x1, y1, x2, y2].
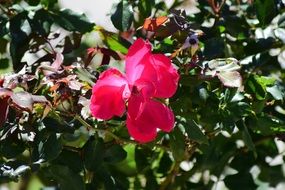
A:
[125, 38, 179, 98]
[125, 38, 157, 85]
[132, 79, 155, 100]
[151, 54, 179, 98]
[127, 95, 175, 143]
[90, 68, 130, 120]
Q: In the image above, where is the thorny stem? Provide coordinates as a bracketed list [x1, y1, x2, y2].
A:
[74, 115, 170, 151]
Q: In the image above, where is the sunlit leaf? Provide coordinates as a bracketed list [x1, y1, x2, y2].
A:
[142, 16, 168, 31]
[217, 71, 242, 88]
[111, 0, 134, 31]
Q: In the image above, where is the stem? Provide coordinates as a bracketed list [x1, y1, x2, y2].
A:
[159, 138, 198, 190]
[159, 161, 180, 190]
[44, 38, 56, 54]
[0, 4, 9, 15]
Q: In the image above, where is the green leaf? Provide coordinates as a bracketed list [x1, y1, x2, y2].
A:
[184, 120, 208, 144]
[204, 37, 225, 59]
[97, 27, 130, 54]
[39, 133, 62, 161]
[53, 9, 94, 33]
[75, 67, 95, 85]
[104, 144, 127, 164]
[40, 0, 57, 8]
[53, 150, 83, 173]
[250, 115, 285, 135]
[259, 165, 285, 186]
[111, 0, 134, 31]
[254, 75, 275, 86]
[135, 146, 149, 172]
[94, 167, 116, 190]
[145, 170, 158, 190]
[0, 139, 25, 159]
[278, 13, 285, 28]
[157, 152, 172, 175]
[266, 84, 285, 100]
[138, 0, 153, 19]
[255, 0, 277, 26]
[115, 144, 136, 175]
[169, 127, 185, 161]
[0, 38, 8, 54]
[198, 84, 209, 102]
[246, 75, 275, 100]
[83, 138, 104, 171]
[238, 120, 255, 152]
[29, 9, 53, 36]
[27, 0, 40, 6]
[0, 16, 8, 38]
[242, 126, 255, 152]
[9, 12, 31, 71]
[46, 165, 85, 190]
[224, 172, 257, 190]
[0, 58, 9, 70]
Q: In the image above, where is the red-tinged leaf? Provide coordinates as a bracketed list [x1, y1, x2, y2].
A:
[50, 52, 63, 70]
[87, 47, 96, 56]
[41, 53, 64, 76]
[0, 88, 13, 97]
[143, 16, 168, 31]
[10, 92, 49, 112]
[31, 95, 48, 103]
[100, 48, 122, 60]
[68, 80, 82, 90]
[50, 83, 60, 92]
[0, 89, 12, 126]
[85, 47, 123, 66]
[101, 54, 111, 65]
[150, 19, 180, 39]
[217, 71, 242, 88]
[0, 78, 4, 87]
[0, 96, 9, 127]
[50, 75, 82, 91]
[11, 91, 34, 111]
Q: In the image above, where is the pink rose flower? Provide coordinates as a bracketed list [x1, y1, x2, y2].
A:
[90, 38, 179, 143]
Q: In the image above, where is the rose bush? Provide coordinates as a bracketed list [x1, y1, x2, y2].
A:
[0, 0, 285, 189]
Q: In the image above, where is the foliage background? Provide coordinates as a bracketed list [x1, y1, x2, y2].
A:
[1, 0, 285, 189]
